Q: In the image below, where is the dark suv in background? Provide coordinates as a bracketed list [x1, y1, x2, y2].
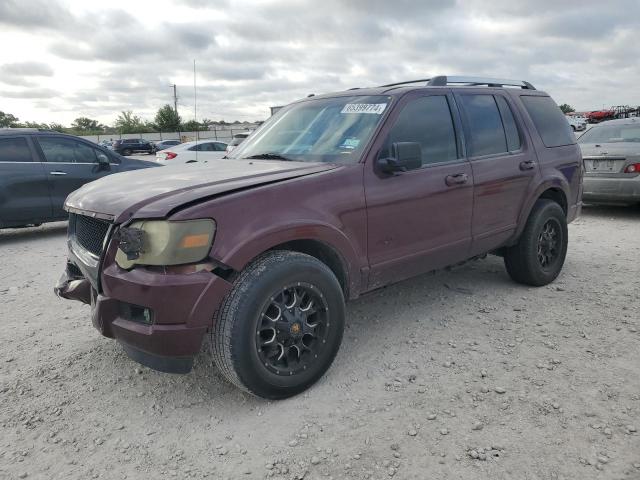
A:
[112, 138, 155, 156]
[0, 129, 158, 228]
[56, 76, 582, 399]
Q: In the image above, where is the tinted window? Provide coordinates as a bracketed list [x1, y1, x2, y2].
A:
[521, 96, 575, 147]
[460, 95, 507, 156]
[578, 124, 640, 143]
[0, 137, 33, 162]
[189, 143, 214, 151]
[495, 96, 521, 151]
[382, 95, 458, 166]
[39, 137, 98, 163]
[214, 142, 227, 151]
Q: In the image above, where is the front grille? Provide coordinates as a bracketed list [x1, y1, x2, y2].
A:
[70, 213, 111, 257]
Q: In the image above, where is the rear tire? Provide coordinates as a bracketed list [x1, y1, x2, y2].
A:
[211, 251, 345, 399]
[504, 199, 568, 286]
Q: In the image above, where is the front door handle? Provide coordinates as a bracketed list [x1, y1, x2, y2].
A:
[445, 173, 469, 186]
[519, 160, 536, 171]
[50, 171, 68, 176]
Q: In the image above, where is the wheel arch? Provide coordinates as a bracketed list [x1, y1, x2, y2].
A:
[214, 224, 363, 299]
[513, 181, 570, 242]
[267, 239, 350, 298]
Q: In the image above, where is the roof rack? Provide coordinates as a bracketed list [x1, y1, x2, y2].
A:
[380, 76, 536, 90]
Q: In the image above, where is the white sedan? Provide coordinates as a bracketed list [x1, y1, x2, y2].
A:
[155, 140, 228, 164]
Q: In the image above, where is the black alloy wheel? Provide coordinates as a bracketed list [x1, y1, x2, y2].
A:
[256, 283, 330, 376]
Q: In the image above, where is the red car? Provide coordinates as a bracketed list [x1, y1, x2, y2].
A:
[56, 76, 583, 399]
[586, 110, 615, 123]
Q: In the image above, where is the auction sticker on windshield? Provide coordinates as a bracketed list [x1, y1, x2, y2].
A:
[341, 103, 387, 114]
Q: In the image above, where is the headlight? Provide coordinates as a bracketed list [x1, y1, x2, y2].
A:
[115, 219, 216, 269]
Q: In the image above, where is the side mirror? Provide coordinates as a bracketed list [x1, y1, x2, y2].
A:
[376, 142, 422, 174]
[96, 153, 110, 168]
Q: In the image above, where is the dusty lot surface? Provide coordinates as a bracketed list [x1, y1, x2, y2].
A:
[1, 206, 639, 480]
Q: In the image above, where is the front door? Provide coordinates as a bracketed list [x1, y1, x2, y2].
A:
[0, 135, 52, 225]
[454, 92, 540, 255]
[35, 136, 118, 217]
[364, 92, 474, 289]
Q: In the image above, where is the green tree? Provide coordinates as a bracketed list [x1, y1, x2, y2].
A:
[559, 104, 575, 114]
[71, 117, 104, 132]
[0, 111, 20, 127]
[114, 110, 146, 134]
[22, 121, 49, 129]
[182, 119, 201, 131]
[48, 122, 66, 133]
[154, 104, 181, 132]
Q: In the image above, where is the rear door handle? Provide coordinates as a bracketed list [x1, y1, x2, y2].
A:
[445, 173, 469, 186]
[50, 171, 68, 176]
[519, 160, 536, 171]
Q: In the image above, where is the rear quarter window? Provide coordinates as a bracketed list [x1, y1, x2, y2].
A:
[0, 137, 33, 162]
[521, 96, 575, 148]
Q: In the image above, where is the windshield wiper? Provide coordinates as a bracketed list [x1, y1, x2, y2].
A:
[245, 153, 294, 161]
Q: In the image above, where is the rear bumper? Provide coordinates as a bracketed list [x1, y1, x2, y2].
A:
[583, 176, 640, 204]
[56, 261, 233, 373]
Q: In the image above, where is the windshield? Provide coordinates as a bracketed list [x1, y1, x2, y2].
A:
[578, 124, 640, 143]
[227, 95, 391, 163]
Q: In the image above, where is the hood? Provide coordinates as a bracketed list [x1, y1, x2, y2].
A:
[65, 159, 337, 223]
[579, 142, 640, 158]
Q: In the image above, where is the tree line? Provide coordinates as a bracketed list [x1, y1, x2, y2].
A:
[0, 104, 257, 135]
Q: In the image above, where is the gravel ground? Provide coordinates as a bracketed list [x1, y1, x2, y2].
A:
[1, 206, 639, 480]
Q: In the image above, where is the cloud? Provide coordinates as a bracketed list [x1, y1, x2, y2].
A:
[3, 88, 60, 99]
[1, 0, 639, 125]
[0, 0, 77, 31]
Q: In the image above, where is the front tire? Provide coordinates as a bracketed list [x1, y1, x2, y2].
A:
[504, 199, 568, 286]
[211, 251, 345, 399]
[122, 148, 132, 156]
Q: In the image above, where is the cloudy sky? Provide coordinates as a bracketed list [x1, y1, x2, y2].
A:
[1, 0, 639, 126]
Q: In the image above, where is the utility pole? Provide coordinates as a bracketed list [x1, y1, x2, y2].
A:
[171, 84, 181, 139]
[171, 84, 178, 115]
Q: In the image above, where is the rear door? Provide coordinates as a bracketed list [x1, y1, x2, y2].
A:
[36, 136, 119, 217]
[0, 135, 52, 225]
[454, 91, 539, 255]
[364, 91, 474, 288]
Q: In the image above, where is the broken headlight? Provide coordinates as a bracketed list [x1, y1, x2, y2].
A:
[115, 219, 216, 269]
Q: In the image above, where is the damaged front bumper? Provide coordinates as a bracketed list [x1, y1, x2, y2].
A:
[55, 249, 233, 374]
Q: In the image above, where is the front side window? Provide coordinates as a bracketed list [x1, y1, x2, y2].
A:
[0, 137, 33, 162]
[227, 95, 391, 163]
[460, 94, 507, 156]
[380, 95, 458, 166]
[521, 96, 575, 148]
[39, 137, 98, 163]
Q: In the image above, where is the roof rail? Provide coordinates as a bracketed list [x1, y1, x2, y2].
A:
[379, 76, 536, 90]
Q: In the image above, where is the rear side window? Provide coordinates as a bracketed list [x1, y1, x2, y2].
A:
[459, 95, 507, 156]
[383, 95, 458, 166]
[189, 143, 216, 151]
[0, 137, 33, 162]
[495, 96, 521, 151]
[521, 96, 575, 147]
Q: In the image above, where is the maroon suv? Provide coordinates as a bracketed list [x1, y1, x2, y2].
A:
[56, 76, 583, 399]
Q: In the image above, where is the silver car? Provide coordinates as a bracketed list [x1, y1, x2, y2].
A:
[578, 118, 640, 205]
